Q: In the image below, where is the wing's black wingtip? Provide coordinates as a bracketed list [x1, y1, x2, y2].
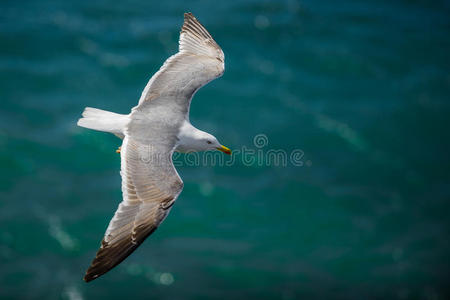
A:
[83, 272, 98, 283]
[83, 276, 91, 283]
[82, 227, 159, 283]
[183, 12, 199, 24]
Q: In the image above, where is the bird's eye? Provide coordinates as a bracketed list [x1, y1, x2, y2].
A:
[207, 141, 212, 144]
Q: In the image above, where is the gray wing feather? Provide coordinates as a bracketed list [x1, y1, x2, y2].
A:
[135, 12, 224, 109]
[83, 137, 182, 282]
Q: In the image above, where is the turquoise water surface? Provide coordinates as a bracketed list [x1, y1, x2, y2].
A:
[1, 0, 450, 299]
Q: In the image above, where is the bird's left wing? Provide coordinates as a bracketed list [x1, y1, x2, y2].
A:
[133, 13, 224, 113]
[83, 136, 183, 282]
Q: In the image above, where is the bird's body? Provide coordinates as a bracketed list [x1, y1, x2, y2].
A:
[77, 13, 230, 282]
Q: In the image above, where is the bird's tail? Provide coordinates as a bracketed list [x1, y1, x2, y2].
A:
[77, 107, 129, 138]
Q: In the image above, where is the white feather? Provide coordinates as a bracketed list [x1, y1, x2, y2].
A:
[77, 107, 129, 138]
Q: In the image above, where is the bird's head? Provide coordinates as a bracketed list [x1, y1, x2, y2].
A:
[198, 131, 231, 154]
[177, 125, 231, 154]
[189, 130, 231, 154]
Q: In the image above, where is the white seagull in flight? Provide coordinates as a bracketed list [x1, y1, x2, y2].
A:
[77, 13, 230, 282]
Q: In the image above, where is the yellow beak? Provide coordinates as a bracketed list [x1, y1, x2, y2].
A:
[216, 145, 231, 155]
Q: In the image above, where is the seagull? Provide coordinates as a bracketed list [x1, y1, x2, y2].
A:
[77, 13, 230, 282]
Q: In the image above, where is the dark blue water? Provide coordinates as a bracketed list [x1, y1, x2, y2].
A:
[1, 0, 449, 299]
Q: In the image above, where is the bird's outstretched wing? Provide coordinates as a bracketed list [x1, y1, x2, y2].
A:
[83, 137, 183, 282]
[133, 12, 224, 112]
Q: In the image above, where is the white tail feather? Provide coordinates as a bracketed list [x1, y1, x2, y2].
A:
[77, 107, 129, 138]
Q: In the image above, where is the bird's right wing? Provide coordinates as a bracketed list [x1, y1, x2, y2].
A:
[83, 137, 183, 282]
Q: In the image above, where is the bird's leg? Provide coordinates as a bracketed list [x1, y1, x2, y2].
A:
[116, 146, 121, 154]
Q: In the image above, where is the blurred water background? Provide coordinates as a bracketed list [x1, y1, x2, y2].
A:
[1, 0, 450, 299]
